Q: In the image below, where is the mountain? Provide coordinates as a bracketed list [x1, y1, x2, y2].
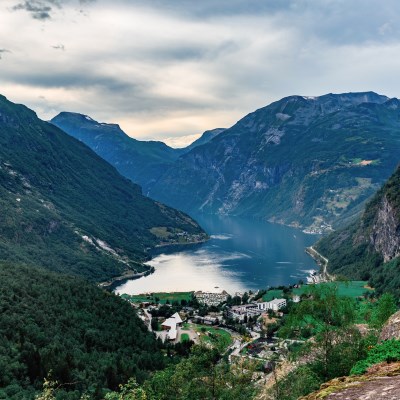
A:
[149, 92, 400, 232]
[0, 95, 206, 282]
[51, 113, 223, 193]
[0, 261, 164, 398]
[315, 163, 400, 296]
[51, 112, 180, 193]
[183, 128, 225, 152]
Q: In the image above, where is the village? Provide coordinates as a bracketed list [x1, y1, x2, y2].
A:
[120, 285, 306, 372]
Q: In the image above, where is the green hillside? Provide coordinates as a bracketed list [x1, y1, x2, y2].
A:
[0, 95, 206, 282]
[0, 262, 165, 399]
[316, 165, 400, 296]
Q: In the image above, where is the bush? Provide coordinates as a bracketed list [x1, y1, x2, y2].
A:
[351, 339, 400, 375]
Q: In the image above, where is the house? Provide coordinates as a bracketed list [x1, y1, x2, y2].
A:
[227, 304, 261, 321]
[161, 312, 183, 341]
[257, 298, 287, 311]
[292, 295, 301, 303]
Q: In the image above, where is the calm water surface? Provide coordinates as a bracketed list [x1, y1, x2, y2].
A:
[115, 214, 319, 295]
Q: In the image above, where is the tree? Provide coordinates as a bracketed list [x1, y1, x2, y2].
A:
[279, 284, 367, 380]
[151, 318, 159, 331]
[371, 293, 397, 329]
[105, 378, 150, 400]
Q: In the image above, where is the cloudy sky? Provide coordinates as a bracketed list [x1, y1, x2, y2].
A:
[2, 0, 400, 147]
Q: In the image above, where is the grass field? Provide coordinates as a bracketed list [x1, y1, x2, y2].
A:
[121, 292, 192, 304]
[197, 326, 233, 349]
[293, 281, 373, 298]
[262, 289, 284, 301]
[184, 323, 232, 349]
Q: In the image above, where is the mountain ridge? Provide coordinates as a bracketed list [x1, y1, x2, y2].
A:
[148, 91, 400, 231]
[51, 112, 224, 193]
[0, 94, 206, 282]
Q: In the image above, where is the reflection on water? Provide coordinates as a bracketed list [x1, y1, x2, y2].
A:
[115, 214, 319, 295]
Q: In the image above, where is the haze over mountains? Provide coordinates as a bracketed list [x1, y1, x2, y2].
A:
[0, 95, 205, 282]
[54, 92, 400, 232]
[51, 112, 225, 193]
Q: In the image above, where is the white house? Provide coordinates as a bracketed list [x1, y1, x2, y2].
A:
[161, 312, 183, 340]
[257, 298, 287, 311]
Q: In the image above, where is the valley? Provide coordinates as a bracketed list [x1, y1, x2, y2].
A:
[1, 92, 400, 400]
[3, 1, 400, 399]
[114, 213, 318, 295]
[54, 93, 400, 235]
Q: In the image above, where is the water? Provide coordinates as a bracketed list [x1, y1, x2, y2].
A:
[115, 214, 319, 295]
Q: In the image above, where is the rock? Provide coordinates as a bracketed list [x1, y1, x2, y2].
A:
[301, 362, 400, 400]
[380, 311, 400, 341]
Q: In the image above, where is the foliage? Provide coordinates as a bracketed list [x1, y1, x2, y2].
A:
[143, 346, 258, 400]
[315, 165, 400, 297]
[351, 339, 400, 375]
[370, 293, 397, 329]
[0, 262, 165, 399]
[279, 285, 373, 381]
[104, 379, 149, 400]
[271, 366, 322, 400]
[0, 95, 205, 282]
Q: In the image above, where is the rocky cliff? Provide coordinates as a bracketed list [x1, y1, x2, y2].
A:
[149, 92, 400, 231]
[316, 165, 400, 295]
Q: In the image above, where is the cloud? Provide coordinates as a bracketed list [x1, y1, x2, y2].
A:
[0, 49, 11, 59]
[12, 0, 60, 20]
[3, 0, 400, 145]
[11, 0, 95, 20]
[52, 44, 65, 51]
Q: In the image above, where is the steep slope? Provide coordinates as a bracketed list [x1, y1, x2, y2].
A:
[0, 262, 164, 399]
[150, 92, 400, 232]
[51, 113, 224, 192]
[183, 128, 225, 152]
[316, 164, 400, 295]
[0, 95, 206, 282]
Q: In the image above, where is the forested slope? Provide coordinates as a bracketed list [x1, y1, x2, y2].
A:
[0, 95, 205, 282]
[316, 165, 400, 295]
[0, 262, 165, 399]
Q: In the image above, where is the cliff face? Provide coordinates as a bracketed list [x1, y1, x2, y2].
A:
[380, 311, 400, 341]
[316, 165, 400, 295]
[370, 195, 400, 262]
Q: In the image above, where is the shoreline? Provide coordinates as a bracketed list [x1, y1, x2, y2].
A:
[151, 238, 208, 255]
[99, 238, 208, 291]
[305, 246, 332, 281]
[98, 266, 155, 291]
[101, 221, 322, 294]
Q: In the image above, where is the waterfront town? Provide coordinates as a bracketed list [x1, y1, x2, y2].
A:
[119, 284, 306, 374]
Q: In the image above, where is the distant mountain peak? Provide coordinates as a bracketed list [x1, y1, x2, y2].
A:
[185, 128, 226, 151]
